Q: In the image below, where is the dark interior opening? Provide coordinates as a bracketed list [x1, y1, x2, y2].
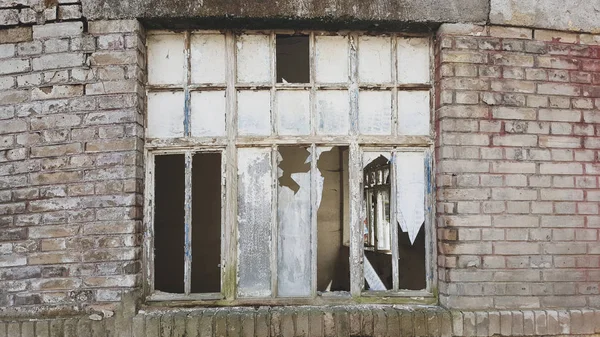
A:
[398, 225, 426, 290]
[317, 146, 350, 292]
[191, 152, 222, 293]
[154, 154, 185, 293]
[276, 35, 310, 83]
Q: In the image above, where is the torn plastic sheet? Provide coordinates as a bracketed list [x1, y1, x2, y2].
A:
[395, 151, 425, 245]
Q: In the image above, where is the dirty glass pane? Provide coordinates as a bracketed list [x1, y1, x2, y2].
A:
[238, 90, 271, 136]
[316, 90, 350, 136]
[397, 37, 430, 84]
[277, 146, 312, 297]
[276, 90, 310, 136]
[358, 36, 392, 83]
[147, 34, 185, 85]
[362, 152, 392, 291]
[147, 91, 185, 138]
[237, 34, 271, 83]
[190, 91, 226, 137]
[315, 35, 349, 83]
[191, 33, 226, 84]
[358, 90, 392, 135]
[398, 90, 430, 136]
[237, 148, 272, 297]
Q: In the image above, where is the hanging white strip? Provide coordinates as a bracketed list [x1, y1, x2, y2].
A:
[395, 151, 426, 245]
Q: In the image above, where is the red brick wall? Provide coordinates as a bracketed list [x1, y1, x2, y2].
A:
[436, 24, 600, 310]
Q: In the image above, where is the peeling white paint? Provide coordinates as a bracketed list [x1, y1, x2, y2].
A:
[358, 36, 392, 83]
[315, 35, 349, 83]
[358, 90, 392, 135]
[316, 90, 350, 135]
[236, 34, 271, 83]
[147, 91, 185, 138]
[398, 91, 430, 136]
[190, 91, 226, 137]
[397, 37, 430, 84]
[395, 151, 425, 244]
[237, 90, 271, 136]
[190, 33, 226, 84]
[147, 34, 185, 85]
[276, 90, 310, 135]
[237, 148, 272, 297]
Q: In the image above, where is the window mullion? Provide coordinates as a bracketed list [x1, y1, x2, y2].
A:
[184, 151, 193, 295]
[270, 145, 278, 297]
[391, 150, 399, 291]
[310, 144, 318, 297]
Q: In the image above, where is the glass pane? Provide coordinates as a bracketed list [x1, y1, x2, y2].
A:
[358, 36, 392, 83]
[237, 148, 272, 297]
[237, 34, 271, 83]
[397, 37, 430, 84]
[276, 90, 310, 136]
[147, 34, 185, 85]
[316, 90, 349, 136]
[315, 36, 349, 83]
[147, 91, 185, 138]
[238, 90, 271, 136]
[277, 146, 312, 297]
[191, 33, 226, 84]
[398, 90, 430, 136]
[358, 90, 392, 135]
[190, 91, 226, 137]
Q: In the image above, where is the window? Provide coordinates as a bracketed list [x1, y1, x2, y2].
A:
[144, 30, 434, 302]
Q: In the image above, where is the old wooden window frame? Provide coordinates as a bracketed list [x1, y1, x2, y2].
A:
[143, 30, 436, 304]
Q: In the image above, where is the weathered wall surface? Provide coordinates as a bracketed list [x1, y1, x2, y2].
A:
[490, 0, 600, 34]
[436, 24, 600, 310]
[0, 0, 145, 317]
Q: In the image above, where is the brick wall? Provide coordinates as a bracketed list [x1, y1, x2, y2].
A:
[436, 24, 600, 310]
[0, 0, 145, 315]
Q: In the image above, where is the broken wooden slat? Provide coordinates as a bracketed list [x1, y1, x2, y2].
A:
[237, 148, 273, 297]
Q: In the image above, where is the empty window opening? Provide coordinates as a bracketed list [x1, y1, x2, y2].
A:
[317, 146, 350, 293]
[277, 146, 312, 297]
[276, 35, 310, 83]
[154, 154, 185, 293]
[191, 153, 222, 293]
[398, 226, 426, 290]
[363, 154, 392, 291]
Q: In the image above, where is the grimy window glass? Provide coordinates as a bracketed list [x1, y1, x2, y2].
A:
[145, 30, 434, 302]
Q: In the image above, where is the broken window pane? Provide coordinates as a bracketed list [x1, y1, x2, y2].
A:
[316, 90, 350, 135]
[276, 90, 310, 135]
[315, 35, 349, 83]
[358, 90, 392, 135]
[399, 226, 426, 290]
[276, 35, 309, 83]
[397, 37, 430, 84]
[154, 154, 185, 293]
[190, 91, 226, 137]
[147, 91, 185, 138]
[358, 36, 392, 83]
[238, 90, 272, 136]
[191, 33, 227, 84]
[147, 34, 185, 85]
[237, 148, 272, 297]
[316, 146, 350, 293]
[237, 34, 271, 83]
[191, 152, 222, 293]
[277, 147, 312, 297]
[398, 90, 430, 136]
[362, 152, 392, 291]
